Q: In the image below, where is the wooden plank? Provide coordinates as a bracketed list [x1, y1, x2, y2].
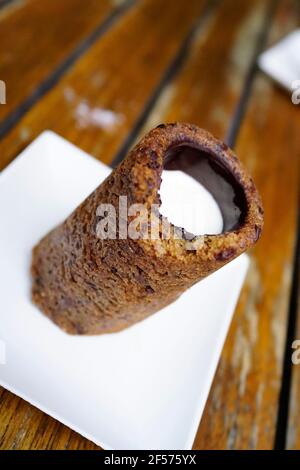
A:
[0, 0, 125, 123]
[139, 0, 270, 142]
[0, 0, 208, 450]
[0, 0, 207, 171]
[0, 0, 20, 18]
[193, 0, 300, 449]
[286, 244, 300, 449]
[140, 0, 300, 450]
[2, 0, 297, 451]
[137, 0, 287, 449]
[0, 389, 98, 449]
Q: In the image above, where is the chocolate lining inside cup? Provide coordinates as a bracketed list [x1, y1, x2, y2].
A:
[164, 144, 247, 232]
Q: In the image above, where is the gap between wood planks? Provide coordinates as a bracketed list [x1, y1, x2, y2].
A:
[111, 0, 277, 166]
[0, 0, 136, 140]
[0, 0, 14, 10]
[0, 0, 20, 21]
[110, 0, 218, 167]
[107, 3, 298, 449]
[274, 202, 300, 449]
[1, 1, 298, 450]
[225, 0, 280, 147]
[0, 0, 214, 156]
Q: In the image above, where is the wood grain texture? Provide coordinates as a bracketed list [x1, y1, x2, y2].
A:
[0, 0, 299, 451]
[0, 0, 207, 450]
[286, 240, 300, 449]
[0, 0, 21, 19]
[194, 0, 300, 450]
[0, 0, 207, 172]
[0, 389, 99, 449]
[138, 0, 300, 449]
[0, 0, 124, 123]
[141, 0, 300, 450]
[139, 0, 270, 142]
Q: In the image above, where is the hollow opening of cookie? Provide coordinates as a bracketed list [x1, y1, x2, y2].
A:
[159, 143, 247, 235]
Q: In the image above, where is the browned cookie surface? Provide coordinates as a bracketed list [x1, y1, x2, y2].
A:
[31, 123, 263, 334]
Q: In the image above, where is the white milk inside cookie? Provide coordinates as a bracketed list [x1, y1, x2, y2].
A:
[159, 170, 223, 235]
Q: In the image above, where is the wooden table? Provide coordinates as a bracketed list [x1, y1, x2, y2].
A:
[0, 0, 299, 450]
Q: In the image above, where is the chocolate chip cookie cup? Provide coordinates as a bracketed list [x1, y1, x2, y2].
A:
[31, 123, 263, 334]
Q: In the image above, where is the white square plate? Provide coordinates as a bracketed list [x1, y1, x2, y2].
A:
[0, 131, 249, 450]
[258, 29, 300, 91]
